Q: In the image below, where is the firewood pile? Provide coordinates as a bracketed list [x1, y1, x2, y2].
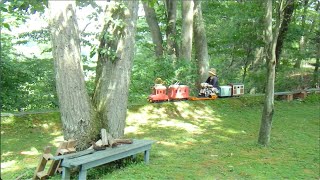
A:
[89, 129, 133, 151]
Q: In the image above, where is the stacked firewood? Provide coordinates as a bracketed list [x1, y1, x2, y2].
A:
[89, 129, 133, 151]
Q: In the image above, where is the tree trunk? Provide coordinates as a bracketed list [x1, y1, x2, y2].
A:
[193, 0, 209, 88]
[93, 1, 139, 138]
[294, 0, 308, 68]
[275, 0, 295, 69]
[49, 1, 99, 150]
[314, 30, 320, 87]
[165, 0, 179, 57]
[181, 0, 194, 61]
[258, 0, 277, 146]
[142, 2, 164, 58]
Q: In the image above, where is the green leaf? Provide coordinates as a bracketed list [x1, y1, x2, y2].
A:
[3, 23, 11, 31]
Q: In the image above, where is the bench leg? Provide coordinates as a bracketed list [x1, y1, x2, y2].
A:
[78, 166, 87, 180]
[144, 150, 150, 164]
[62, 167, 70, 180]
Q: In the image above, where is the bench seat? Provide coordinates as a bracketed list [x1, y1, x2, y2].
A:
[59, 139, 155, 180]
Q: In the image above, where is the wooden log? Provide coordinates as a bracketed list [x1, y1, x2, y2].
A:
[101, 129, 108, 146]
[107, 133, 115, 147]
[67, 139, 76, 153]
[88, 139, 102, 149]
[115, 139, 133, 144]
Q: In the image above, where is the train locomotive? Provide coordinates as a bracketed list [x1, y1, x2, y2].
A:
[147, 81, 244, 103]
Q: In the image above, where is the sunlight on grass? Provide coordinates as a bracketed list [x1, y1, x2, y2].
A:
[1, 151, 13, 157]
[1, 160, 17, 171]
[157, 119, 202, 133]
[41, 123, 49, 129]
[20, 147, 40, 155]
[157, 141, 177, 147]
[1, 97, 319, 179]
[1, 117, 14, 124]
[50, 135, 65, 147]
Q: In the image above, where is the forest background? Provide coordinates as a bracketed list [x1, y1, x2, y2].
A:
[1, 0, 319, 178]
[1, 0, 319, 111]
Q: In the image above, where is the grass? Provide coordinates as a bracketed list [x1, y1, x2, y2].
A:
[1, 94, 319, 179]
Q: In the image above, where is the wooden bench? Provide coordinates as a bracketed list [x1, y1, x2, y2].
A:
[274, 92, 294, 101]
[274, 90, 309, 101]
[52, 139, 154, 180]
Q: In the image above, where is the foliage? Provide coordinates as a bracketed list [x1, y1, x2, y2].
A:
[1, 96, 319, 179]
[1, 0, 319, 111]
[129, 50, 198, 103]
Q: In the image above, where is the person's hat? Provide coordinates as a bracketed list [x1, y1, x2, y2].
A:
[208, 68, 216, 75]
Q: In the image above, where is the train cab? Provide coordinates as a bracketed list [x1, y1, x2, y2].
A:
[148, 84, 169, 102]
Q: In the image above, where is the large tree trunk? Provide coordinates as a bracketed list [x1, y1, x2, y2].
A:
[165, 0, 179, 57]
[142, 2, 164, 58]
[93, 1, 139, 138]
[275, 0, 295, 69]
[181, 0, 194, 61]
[49, 1, 99, 149]
[193, 0, 209, 88]
[258, 0, 277, 146]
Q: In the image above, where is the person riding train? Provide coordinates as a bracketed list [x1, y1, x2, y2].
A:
[199, 68, 220, 97]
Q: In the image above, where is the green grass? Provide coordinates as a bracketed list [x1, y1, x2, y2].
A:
[1, 94, 319, 179]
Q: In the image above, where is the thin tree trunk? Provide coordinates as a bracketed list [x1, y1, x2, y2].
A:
[49, 1, 98, 150]
[258, 0, 277, 146]
[142, 2, 164, 58]
[193, 0, 209, 88]
[294, 0, 308, 68]
[181, 0, 194, 61]
[165, 0, 179, 57]
[314, 30, 320, 87]
[93, 1, 139, 138]
[275, 0, 295, 69]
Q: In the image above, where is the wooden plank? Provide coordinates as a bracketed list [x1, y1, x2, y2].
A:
[274, 91, 293, 95]
[80, 145, 152, 170]
[36, 171, 48, 179]
[32, 146, 52, 180]
[51, 149, 95, 161]
[47, 141, 68, 176]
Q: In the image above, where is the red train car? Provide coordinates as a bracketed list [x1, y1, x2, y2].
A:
[168, 85, 189, 100]
[147, 84, 169, 102]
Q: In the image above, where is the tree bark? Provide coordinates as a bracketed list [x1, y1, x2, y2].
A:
[165, 0, 179, 57]
[193, 0, 209, 88]
[142, 2, 164, 58]
[49, 1, 99, 149]
[258, 0, 277, 146]
[314, 29, 320, 87]
[181, 0, 194, 61]
[294, 0, 309, 68]
[93, 1, 139, 138]
[275, 0, 295, 68]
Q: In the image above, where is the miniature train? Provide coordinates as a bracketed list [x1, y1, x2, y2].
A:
[148, 83, 244, 103]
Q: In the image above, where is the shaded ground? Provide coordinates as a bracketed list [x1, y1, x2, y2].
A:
[1, 95, 319, 179]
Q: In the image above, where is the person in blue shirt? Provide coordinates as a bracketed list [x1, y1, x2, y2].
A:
[199, 68, 219, 97]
